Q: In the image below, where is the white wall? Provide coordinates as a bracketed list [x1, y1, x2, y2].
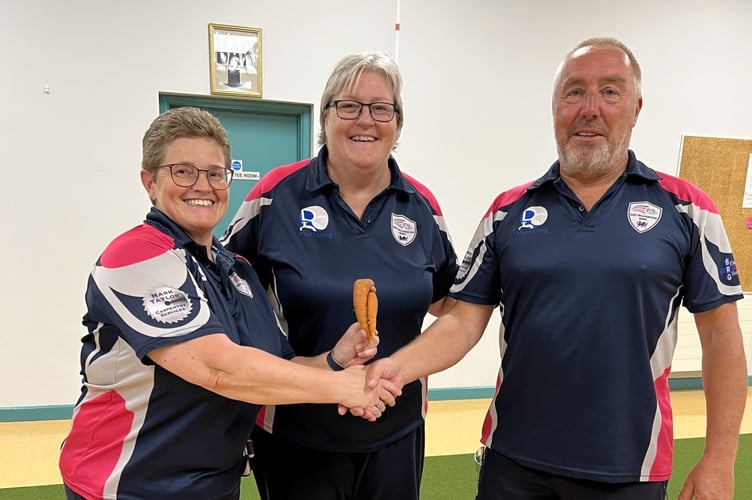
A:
[395, 0, 752, 389]
[1, 0, 750, 408]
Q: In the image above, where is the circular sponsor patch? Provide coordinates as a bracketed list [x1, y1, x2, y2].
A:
[144, 287, 192, 324]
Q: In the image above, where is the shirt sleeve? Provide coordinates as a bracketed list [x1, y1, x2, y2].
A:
[450, 204, 504, 307]
[85, 227, 226, 362]
[680, 204, 743, 312]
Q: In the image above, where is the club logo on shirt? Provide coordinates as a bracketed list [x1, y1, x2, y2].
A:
[518, 206, 548, 230]
[627, 201, 662, 233]
[230, 272, 253, 298]
[143, 287, 192, 324]
[299, 205, 329, 231]
[391, 213, 417, 246]
[720, 258, 738, 282]
[457, 248, 475, 276]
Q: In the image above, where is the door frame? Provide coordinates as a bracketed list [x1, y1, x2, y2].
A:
[158, 92, 313, 160]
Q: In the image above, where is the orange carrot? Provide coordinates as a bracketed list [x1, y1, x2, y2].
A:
[353, 278, 378, 344]
[366, 289, 378, 342]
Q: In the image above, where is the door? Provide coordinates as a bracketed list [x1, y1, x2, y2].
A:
[159, 93, 313, 236]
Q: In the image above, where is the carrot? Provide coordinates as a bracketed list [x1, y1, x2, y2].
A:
[353, 278, 378, 344]
[366, 289, 378, 342]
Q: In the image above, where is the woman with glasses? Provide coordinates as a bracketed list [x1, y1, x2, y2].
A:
[222, 52, 458, 500]
[58, 107, 400, 500]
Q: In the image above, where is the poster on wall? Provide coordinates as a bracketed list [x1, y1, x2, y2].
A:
[208, 23, 262, 98]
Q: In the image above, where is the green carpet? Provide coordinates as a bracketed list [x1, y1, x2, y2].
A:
[2, 435, 749, 499]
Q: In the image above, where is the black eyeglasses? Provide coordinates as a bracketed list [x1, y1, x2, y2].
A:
[326, 100, 398, 122]
[157, 163, 234, 189]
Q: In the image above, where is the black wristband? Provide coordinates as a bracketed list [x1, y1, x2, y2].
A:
[326, 350, 346, 371]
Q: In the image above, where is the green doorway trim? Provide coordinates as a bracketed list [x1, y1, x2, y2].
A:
[157, 92, 314, 236]
[158, 92, 313, 161]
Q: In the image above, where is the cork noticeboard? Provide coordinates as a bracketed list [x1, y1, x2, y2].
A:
[677, 135, 752, 292]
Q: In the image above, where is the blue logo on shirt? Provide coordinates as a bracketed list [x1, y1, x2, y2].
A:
[720, 258, 738, 282]
[519, 206, 548, 230]
[299, 205, 329, 232]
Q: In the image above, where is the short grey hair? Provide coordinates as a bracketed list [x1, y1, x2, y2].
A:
[555, 37, 642, 98]
[318, 51, 404, 148]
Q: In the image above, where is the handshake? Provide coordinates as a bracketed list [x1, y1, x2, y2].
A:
[328, 279, 405, 422]
[328, 321, 405, 422]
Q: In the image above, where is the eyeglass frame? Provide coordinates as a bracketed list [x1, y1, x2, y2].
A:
[325, 99, 399, 123]
[157, 163, 235, 189]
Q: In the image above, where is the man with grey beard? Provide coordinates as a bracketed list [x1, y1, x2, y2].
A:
[366, 37, 746, 500]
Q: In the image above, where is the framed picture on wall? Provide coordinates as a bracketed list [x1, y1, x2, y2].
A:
[208, 23, 262, 97]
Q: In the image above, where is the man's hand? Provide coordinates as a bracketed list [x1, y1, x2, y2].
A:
[336, 363, 402, 421]
[340, 357, 405, 419]
[678, 456, 735, 500]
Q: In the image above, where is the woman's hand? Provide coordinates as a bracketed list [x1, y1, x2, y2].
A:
[330, 322, 379, 368]
[335, 365, 401, 422]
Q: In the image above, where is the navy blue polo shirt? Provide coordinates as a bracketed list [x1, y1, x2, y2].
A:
[60, 208, 294, 499]
[452, 150, 742, 483]
[222, 146, 458, 452]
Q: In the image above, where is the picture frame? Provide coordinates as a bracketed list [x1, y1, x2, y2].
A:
[208, 23, 262, 97]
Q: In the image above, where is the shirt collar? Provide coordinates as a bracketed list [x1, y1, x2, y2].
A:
[305, 145, 416, 195]
[527, 149, 660, 192]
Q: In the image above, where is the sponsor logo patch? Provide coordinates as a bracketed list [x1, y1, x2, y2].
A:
[299, 205, 329, 232]
[144, 287, 192, 323]
[518, 206, 548, 230]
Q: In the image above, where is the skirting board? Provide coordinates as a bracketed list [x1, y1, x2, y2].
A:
[2, 376, 751, 423]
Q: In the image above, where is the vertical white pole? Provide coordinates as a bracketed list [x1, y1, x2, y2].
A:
[393, 0, 402, 62]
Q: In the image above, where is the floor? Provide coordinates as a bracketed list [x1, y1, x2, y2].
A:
[1, 389, 751, 489]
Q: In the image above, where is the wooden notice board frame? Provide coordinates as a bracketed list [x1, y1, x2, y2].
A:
[677, 135, 752, 292]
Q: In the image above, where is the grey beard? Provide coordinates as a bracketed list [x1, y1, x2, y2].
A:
[559, 133, 631, 177]
[559, 144, 614, 176]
